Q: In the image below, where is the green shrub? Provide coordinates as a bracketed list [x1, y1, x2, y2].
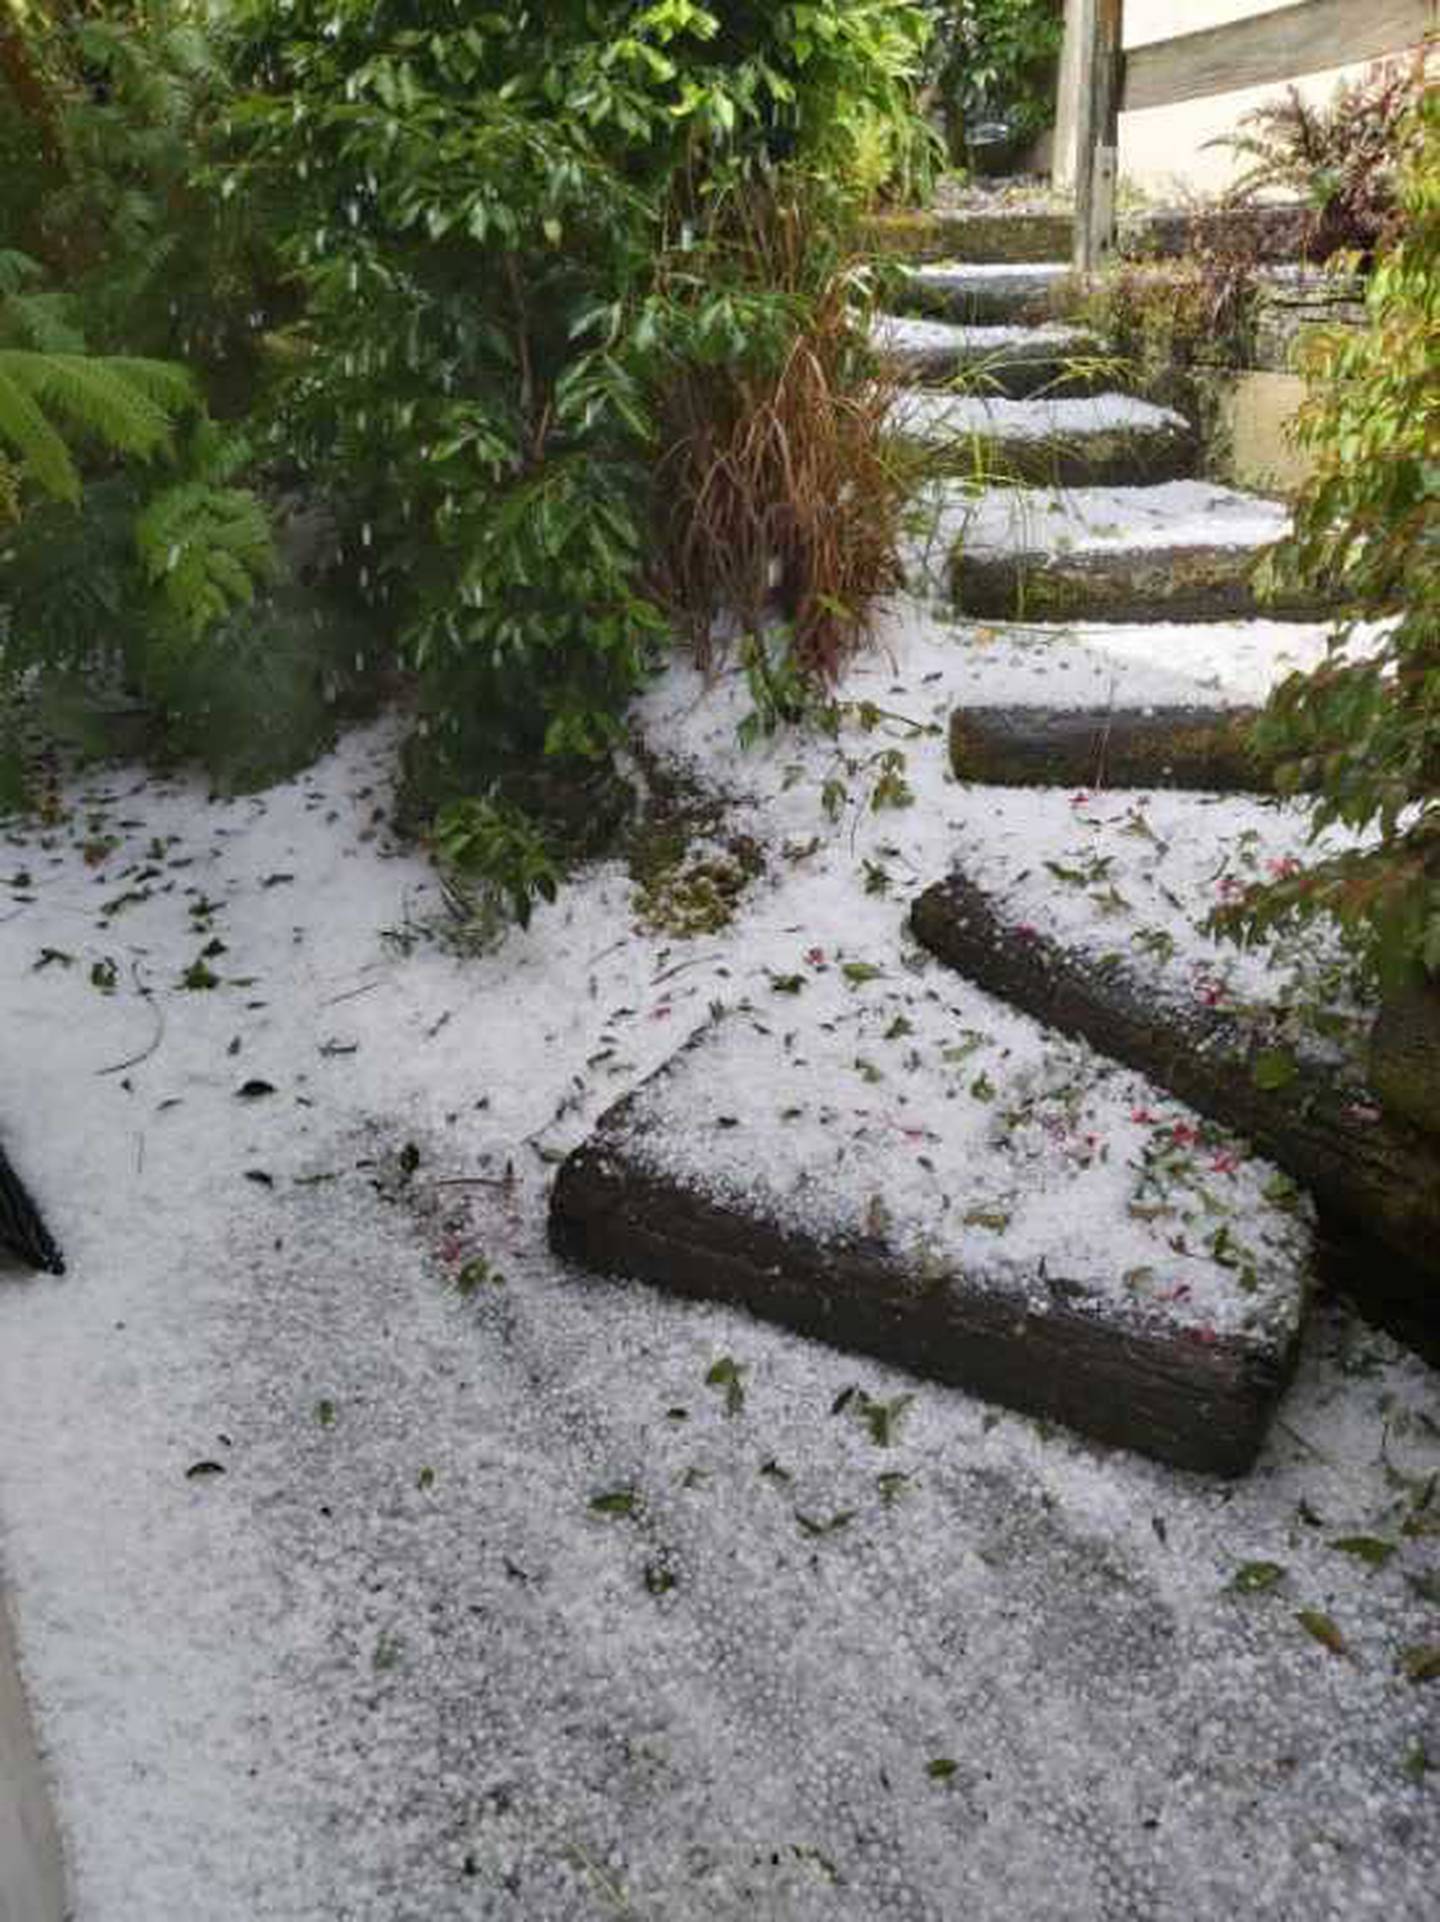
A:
[2, 2, 282, 385]
[926, 0, 1064, 154]
[0, 10, 326, 796]
[227, 1, 930, 844]
[1216, 55, 1428, 263]
[1214, 96, 1439, 991]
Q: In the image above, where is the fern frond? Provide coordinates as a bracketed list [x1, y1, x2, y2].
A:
[20, 353, 191, 451]
[0, 348, 200, 503]
[0, 478, 146, 674]
[0, 352, 170, 461]
[0, 290, 88, 354]
[94, 355, 199, 416]
[0, 366, 81, 502]
[0, 252, 45, 297]
[136, 479, 277, 642]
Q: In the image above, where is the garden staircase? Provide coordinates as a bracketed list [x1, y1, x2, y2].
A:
[550, 205, 1415, 1478]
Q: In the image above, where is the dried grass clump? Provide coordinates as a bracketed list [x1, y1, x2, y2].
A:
[652, 193, 914, 681]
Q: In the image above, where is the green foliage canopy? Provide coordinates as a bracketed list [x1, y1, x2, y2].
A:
[1216, 95, 1440, 989]
[227, 0, 931, 794]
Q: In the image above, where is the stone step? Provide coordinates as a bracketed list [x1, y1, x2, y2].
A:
[948, 704, 1268, 792]
[862, 207, 1073, 264]
[898, 261, 1075, 325]
[891, 389, 1197, 488]
[937, 480, 1327, 622]
[551, 987, 1312, 1477]
[894, 610, 1359, 715]
[910, 871, 1440, 1302]
[874, 316, 1111, 397]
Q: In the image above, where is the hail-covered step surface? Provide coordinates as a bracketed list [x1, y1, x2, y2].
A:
[552, 963, 1312, 1476]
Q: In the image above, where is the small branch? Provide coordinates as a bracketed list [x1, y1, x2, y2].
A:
[98, 964, 164, 1076]
[322, 977, 388, 1007]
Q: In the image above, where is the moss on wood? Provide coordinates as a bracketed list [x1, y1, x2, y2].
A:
[910, 871, 1440, 1305]
[952, 541, 1329, 623]
[863, 210, 1074, 265]
[948, 704, 1271, 792]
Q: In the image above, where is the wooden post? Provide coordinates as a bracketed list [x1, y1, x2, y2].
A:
[1052, 0, 1085, 190]
[1072, 0, 1123, 277]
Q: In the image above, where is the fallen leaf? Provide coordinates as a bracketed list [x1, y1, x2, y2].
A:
[1400, 1645, 1440, 1684]
[705, 1356, 746, 1416]
[589, 1489, 637, 1518]
[1228, 1561, 1285, 1594]
[1329, 1535, 1396, 1569]
[1295, 1608, 1346, 1656]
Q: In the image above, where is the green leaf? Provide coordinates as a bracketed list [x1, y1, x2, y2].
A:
[1400, 1645, 1440, 1684]
[705, 1355, 746, 1416]
[1295, 1608, 1347, 1655]
[456, 1256, 504, 1295]
[858, 1391, 913, 1448]
[1252, 1049, 1299, 1092]
[1328, 1535, 1396, 1568]
[796, 1509, 855, 1539]
[926, 1758, 957, 1781]
[589, 1488, 638, 1518]
[1228, 1560, 1286, 1594]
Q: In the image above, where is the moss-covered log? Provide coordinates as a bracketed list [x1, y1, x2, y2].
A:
[550, 1130, 1299, 1478]
[1369, 977, 1440, 1140]
[875, 320, 1110, 398]
[910, 872, 1440, 1297]
[921, 420, 1199, 488]
[862, 209, 1073, 264]
[948, 704, 1272, 791]
[899, 265, 1077, 326]
[953, 541, 1328, 623]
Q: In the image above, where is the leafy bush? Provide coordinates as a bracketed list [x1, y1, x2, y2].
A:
[0, 12, 390, 797]
[925, 0, 1064, 153]
[1078, 211, 1271, 414]
[433, 795, 561, 942]
[2, 1, 281, 384]
[1213, 95, 1439, 991]
[228, 1, 930, 831]
[1217, 55, 1428, 263]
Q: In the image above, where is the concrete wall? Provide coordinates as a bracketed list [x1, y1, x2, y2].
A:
[1122, 0, 1385, 198]
[1056, 0, 1412, 198]
[1212, 370, 1315, 494]
[0, 1584, 66, 1922]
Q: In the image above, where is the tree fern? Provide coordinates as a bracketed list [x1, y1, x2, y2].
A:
[136, 475, 276, 643]
[0, 349, 196, 502]
[0, 251, 84, 352]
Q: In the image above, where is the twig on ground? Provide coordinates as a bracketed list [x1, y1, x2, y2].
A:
[97, 963, 164, 1076]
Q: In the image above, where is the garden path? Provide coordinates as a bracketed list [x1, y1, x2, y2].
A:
[0, 209, 1435, 1922]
